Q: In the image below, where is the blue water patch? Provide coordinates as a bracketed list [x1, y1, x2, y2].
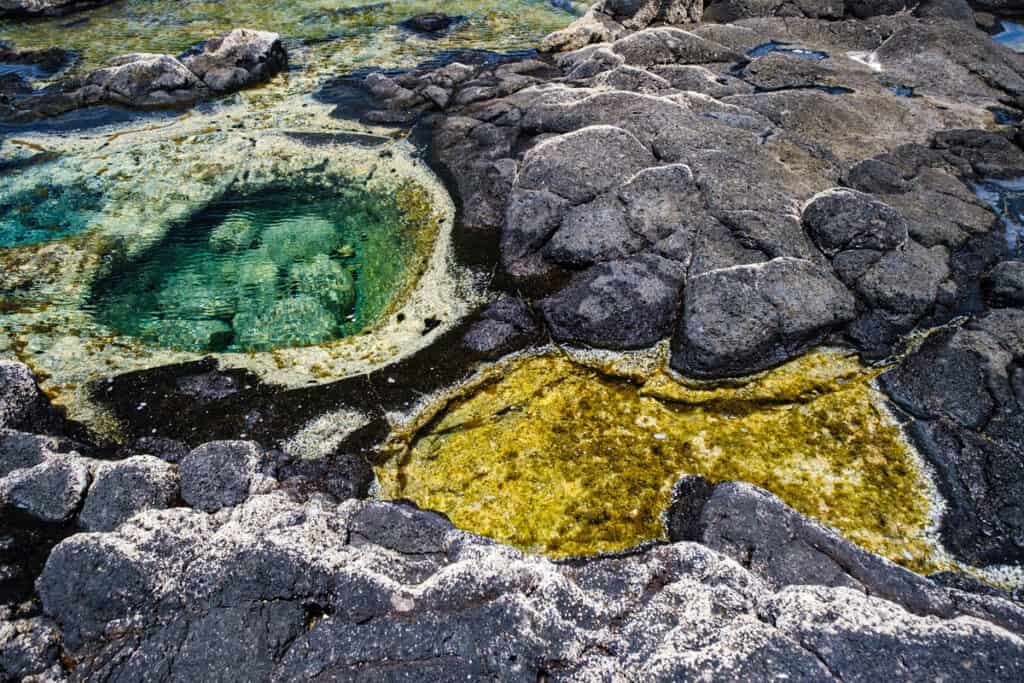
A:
[890, 85, 916, 98]
[990, 107, 1022, 126]
[746, 42, 829, 61]
[974, 177, 1024, 256]
[0, 180, 105, 248]
[993, 21, 1024, 53]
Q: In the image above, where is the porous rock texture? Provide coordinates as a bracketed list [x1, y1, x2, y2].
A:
[31, 492, 1024, 680]
[0, 29, 286, 122]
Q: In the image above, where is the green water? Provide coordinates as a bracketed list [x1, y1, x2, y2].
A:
[90, 184, 417, 352]
[0, 176, 104, 248]
[0, 0, 578, 82]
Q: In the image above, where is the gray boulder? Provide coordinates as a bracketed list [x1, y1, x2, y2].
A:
[986, 261, 1024, 307]
[0, 455, 90, 523]
[516, 124, 655, 205]
[672, 257, 856, 377]
[178, 29, 287, 93]
[84, 53, 208, 107]
[802, 188, 909, 255]
[179, 441, 274, 512]
[0, 362, 50, 432]
[539, 254, 685, 348]
[79, 456, 179, 532]
[4, 29, 286, 122]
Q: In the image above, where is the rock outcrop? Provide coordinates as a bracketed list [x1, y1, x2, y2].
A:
[0, 0, 110, 18]
[32, 491, 1024, 681]
[1, 29, 286, 123]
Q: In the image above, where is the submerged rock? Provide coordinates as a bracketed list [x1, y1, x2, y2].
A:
[399, 13, 465, 34]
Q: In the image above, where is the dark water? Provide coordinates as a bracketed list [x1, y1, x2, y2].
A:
[974, 177, 1024, 257]
[90, 185, 416, 352]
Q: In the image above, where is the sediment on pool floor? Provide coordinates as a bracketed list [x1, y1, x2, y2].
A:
[376, 349, 943, 572]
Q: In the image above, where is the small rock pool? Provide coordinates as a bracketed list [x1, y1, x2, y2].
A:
[90, 185, 420, 353]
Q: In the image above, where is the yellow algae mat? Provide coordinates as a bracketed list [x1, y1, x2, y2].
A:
[378, 349, 940, 570]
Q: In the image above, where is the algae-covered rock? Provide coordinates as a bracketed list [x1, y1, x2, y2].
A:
[208, 214, 259, 253]
[288, 255, 355, 318]
[232, 295, 338, 351]
[261, 216, 342, 267]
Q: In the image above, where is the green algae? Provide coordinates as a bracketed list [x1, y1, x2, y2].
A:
[376, 350, 941, 571]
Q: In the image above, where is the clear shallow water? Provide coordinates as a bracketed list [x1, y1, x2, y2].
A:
[90, 185, 418, 352]
[0, 177, 104, 247]
[994, 20, 1024, 53]
[974, 177, 1024, 257]
[0, 0, 577, 86]
[746, 41, 829, 60]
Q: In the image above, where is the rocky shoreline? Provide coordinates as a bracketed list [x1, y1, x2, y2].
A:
[3, 0, 1024, 680]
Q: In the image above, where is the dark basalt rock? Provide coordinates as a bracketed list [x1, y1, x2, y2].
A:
[539, 253, 686, 349]
[31, 493, 1024, 680]
[986, 260, 1024, 306]
[671, 257, 856, 377]
[462, 295, 542, 359]
[881, 309, 1024, 565]
[179, 441, 274, 513]
[78, 456, 179, 532]
[669, 479, 1024, 634]
[802, 189, 909, 255]
[0, 612, 60, 681]
[0, 362, 56, 434]
[0, 455, 90, 524]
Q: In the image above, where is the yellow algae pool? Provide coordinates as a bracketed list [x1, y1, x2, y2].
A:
[377, 349, 942, 570]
